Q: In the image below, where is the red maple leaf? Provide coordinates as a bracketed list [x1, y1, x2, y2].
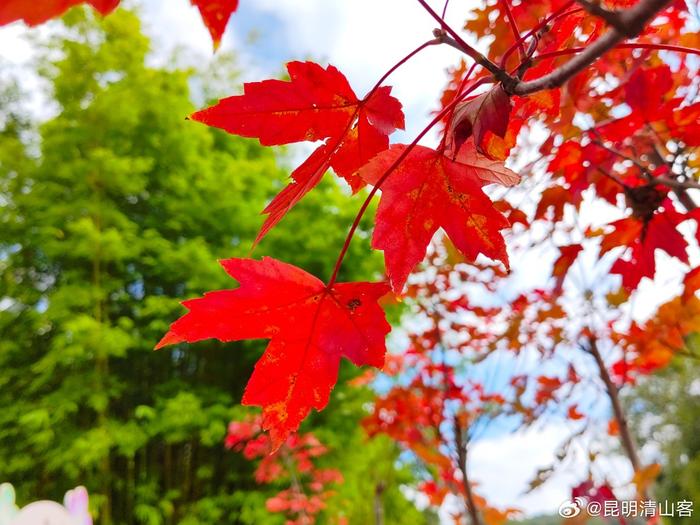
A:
[446, 85, 511, 158]
[190, 0, 239, 49]
[552, 244, 583, 294]
[0, 0, 119, 25]
[358, 142, 518, 292]
[190, 61, 404, 242]
[0, 0, 238, 49]
[601, 204, 689, 290]
[156, 257, 391, 448]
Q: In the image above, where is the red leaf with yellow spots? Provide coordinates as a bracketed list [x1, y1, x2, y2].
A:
[156, 257, 391, 449]
[358, 142, 518, 292]
[190, 61, 404, 243]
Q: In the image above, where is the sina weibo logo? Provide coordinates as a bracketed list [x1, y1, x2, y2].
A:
[558, 497, 586, 518]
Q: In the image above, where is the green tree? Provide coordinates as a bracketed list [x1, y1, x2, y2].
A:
[628, 353, 700, 525]
[0, 9, 422, 525]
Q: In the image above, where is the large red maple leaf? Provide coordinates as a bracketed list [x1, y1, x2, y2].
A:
[156, 257, 391, 448]
[358, 143, 518, 292]
[190, 61, 404, 243]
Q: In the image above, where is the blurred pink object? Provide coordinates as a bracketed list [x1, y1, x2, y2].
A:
[11, 501, 74, 525]
[0, 483, 92, 525]
[64, 486, 92, 525]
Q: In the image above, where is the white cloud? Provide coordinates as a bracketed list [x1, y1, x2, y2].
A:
[468, 423, 634, 516]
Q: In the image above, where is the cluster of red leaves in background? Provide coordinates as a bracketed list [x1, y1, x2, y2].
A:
[612, 295, 700, 381]
[0, 0, 239, 47]
[225, 415, 343, 525]
[362, 246, 522, 525]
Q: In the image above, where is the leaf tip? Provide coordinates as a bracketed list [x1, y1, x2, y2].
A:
[154, 331, 181, 350]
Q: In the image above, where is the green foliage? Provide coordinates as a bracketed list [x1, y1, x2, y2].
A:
[322, 434, 430, 525]
[0, 8, 411, 524]
[628, 355, 700, 525]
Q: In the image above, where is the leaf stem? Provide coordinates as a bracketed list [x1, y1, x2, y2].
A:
[534, 41, 700, 62]
[367, 39, 441, 99]
[440, 0, 451, 19]
[327, 80, 490, 288]
[415, 0, 515, 86]
[500, 0, 526, 61]
[500, 2, 578, 69]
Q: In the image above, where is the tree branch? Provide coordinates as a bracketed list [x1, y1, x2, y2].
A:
[576, 0, 632, 35]
[432, 29, 516, 87]
[591, 138, 700, 194]
[416, 0, 517, 87]
[586, 338, 643, 476]
[673, 187, 698, 211]
[511, 0, 672, 95]
[455, 422, 483, 525]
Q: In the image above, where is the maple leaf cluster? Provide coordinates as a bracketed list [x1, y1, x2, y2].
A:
[225, 414, 343, 525]
[362, 245, 524, 524]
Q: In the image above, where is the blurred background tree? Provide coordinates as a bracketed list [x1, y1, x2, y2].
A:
[627, 354, 700, 525]
[0, 9, 426, 525]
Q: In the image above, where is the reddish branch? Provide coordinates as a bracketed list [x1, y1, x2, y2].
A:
[535, 42, 700, 62]
[501, 2, 579, 68]
[511, 0, 673, 95]
[500, 0, 526, 60]
[424, 0, 674, 97]
[416, 0, 514, 85]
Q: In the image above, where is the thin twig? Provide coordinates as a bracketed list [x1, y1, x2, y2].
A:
[500, 2, 579, 69]
[441, 0, 451, 19]
[416, 0, 516, 87]
[576, 0, 631, 34]
[500, 0, 527, 60]
[598, 167, 630, 188]
[511, 0, 673, 95]
[592, 138, 700, 191]
[534, 42, 700, 62]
